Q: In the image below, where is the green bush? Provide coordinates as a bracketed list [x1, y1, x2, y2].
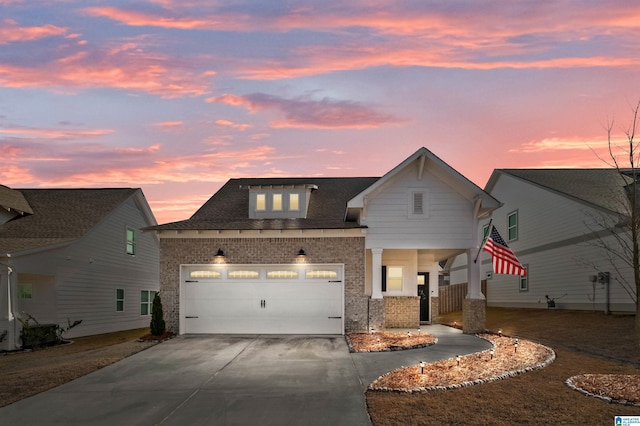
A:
[150, 293, 166, 336]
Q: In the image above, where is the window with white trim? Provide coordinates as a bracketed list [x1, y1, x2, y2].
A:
[126, 227, 136, 256]
[256, 193, 266, 211]
[272, 193, 283, 211]
[289, 193, 299, 211]
[519, 266, 528, 292]
[116, 288, 125, 312]
[140, 290, 157, 316]
[228, 270, 260, 279]
[508, 211, 518, 241]
[386, 266, 403, 291]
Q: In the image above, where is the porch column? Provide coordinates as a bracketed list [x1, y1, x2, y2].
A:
[428, 263, 440, 323]
[371, 248, 383, 299]
[464, 211, 486, 333]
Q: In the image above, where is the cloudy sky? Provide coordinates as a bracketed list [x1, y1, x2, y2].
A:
[2, 1, 640, 223]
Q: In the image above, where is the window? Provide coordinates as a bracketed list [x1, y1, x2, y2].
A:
[386, 266, 403, 291]
[519, 266, 528, 291]
[289, 193, 299, 211]
[482, 223, 490, 240]
[507, 211, 518, 240]
[116, 288, 125, 312]
[228, 270, 260, 279]
[140, 290, 157, 316]
[272, 193, 283, 211]
[18, 283, 32, 299]
[267, 270, 298, 279]
[306, 270, 338, 279]
[126, 227, 136, 255]
[190, 270, 221, 279]
[256, 193, 266, 211]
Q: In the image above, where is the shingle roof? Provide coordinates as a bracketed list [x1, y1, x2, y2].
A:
[149, 177, 379, 231]
[0, 188, 139, 255]
[0, 185, 33, 214]
[496, 169, 634, 214]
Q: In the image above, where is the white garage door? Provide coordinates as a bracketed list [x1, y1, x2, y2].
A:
[180, 264, 344, 334]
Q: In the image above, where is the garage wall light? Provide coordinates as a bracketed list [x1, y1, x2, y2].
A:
[296, 248, 307, 263]
[214, 248, 226, 264]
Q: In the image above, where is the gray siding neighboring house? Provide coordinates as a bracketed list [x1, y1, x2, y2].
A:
[148, 147, 500, 335]
[0, 186, 159, 351]
[449, 169, 636, 313]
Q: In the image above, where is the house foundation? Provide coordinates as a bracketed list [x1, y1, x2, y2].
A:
[384, 296, 419, 328]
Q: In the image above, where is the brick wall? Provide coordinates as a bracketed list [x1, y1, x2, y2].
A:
[159, 236, 367, 333]
[384, 296, 420, 328]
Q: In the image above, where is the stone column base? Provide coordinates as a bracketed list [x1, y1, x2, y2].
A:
[463, 298, 486, 334]
[368, 298, 385, 332]
[430, 296, 439, 324]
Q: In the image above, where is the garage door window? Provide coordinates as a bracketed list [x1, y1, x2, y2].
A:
[190, 270, 221, 279]
[306, 270, 338, 279]
[267, 270, 299, 279]
[228, 270, 260, 279]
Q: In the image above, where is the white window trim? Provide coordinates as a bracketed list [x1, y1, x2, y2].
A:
[519, 266, 528, 292]
[507, 210, 518, 241]
[386, 266, 404, 292]
[116, 288, 125, 312]
[140, 290, 156, 316]
[126, 227, 136, 256]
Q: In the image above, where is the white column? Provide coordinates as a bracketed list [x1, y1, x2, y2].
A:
[371, 248, 383, 299]
[467, 214, 485, 300]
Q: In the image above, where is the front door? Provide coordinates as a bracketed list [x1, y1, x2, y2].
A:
[417, 272, 429, 322]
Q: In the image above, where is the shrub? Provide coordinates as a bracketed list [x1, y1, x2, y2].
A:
[150, 293, 166, 336]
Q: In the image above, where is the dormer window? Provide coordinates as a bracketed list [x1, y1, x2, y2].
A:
[272, 193, 283, 211]
[256, 193, 266, 211]
[246, 184, 317, 219]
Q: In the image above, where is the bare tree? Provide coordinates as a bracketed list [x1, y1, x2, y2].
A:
[587, 100, 640, 347]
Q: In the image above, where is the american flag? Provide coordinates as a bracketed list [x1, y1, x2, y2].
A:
[483, 226, 527, 276]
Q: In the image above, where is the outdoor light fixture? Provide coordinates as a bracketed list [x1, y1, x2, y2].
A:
[418, 327, 421, 335]
[419, 361, 426, 374]
[214, 248, 226, 264]
[407, 331, 412, 338]
[376, 337, 381, 344]
[370, 327, 375, 334]
[490, 348, 495, 360]
[514, 341, 519, 353]
[498, 328, 502, 337]
[297, 248, 307, 257]
[456, 355, 461, 366]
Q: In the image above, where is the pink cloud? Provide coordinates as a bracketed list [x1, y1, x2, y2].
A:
[0, 126, 114, 139]
[0, 42, 210, 98]
[210, 93, 405, 129]
[0, 19, 66, 44]
[215, 119, 252, 131]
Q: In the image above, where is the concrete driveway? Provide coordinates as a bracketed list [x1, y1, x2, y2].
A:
[0, 326, 491, 426]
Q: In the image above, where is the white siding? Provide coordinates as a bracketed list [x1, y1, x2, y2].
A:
[364, 162, 476, 249]
[452, 172, 635, 312]
[57, 196, 159, 337]
[13, 195, 159, 338]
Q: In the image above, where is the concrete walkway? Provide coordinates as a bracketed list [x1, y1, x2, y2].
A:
[0, 325, 491, 426]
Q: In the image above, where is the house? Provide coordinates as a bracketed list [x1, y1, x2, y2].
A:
[0, 186, 159, 351]
[147, 147, 500, 335]
[449, 169, 637, 313]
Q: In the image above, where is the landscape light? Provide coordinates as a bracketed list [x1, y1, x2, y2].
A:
[418, 327, 421, 335]
[419, 361, 425, 374]
[490, 349, 494, 360]
[456, 355, 461, 366]
[498, 328, 502, 337]
[514, 342, 519, 353]
[407, 331, 412, 338]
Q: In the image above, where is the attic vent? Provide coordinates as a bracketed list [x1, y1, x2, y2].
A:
[413, 192, 424, 215]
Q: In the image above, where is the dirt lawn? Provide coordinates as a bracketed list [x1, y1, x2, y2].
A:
[367, 307, 640, 425]
[0, 328, 156, 408]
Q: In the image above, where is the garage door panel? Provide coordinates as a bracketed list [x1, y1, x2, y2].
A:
[181, 267, 344, 334]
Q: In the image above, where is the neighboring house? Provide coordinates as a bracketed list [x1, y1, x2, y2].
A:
[147, 147, 500, 336]
[449, 169, 636, 313]
[0, 186, 159, 351]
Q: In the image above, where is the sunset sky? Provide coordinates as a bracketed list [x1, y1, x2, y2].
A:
[2, 1, 640, 224]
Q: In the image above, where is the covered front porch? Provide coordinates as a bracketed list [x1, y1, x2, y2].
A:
[365, 247, 486, 334]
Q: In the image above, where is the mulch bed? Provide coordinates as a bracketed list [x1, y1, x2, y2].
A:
[346, 331, 437, 352]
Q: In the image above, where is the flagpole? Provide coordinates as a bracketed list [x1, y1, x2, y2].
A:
[473, 218, 492, 263]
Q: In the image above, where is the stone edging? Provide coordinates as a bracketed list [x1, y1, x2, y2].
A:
[369, 335, 556, 392]
[344, 334, 438, 353]
[565, 375, 640, 407]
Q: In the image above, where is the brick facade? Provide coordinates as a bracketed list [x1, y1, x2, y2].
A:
[159, 236, 369, 333]
[384, 296, 420, 328]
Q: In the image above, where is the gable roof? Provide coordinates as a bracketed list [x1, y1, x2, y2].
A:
[0, 185, 33, 215]
[148, 177, 379, 231]
[487, 169, 634, 215]
[347, 147, 501, 218]
[0, 188, 143, 255]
